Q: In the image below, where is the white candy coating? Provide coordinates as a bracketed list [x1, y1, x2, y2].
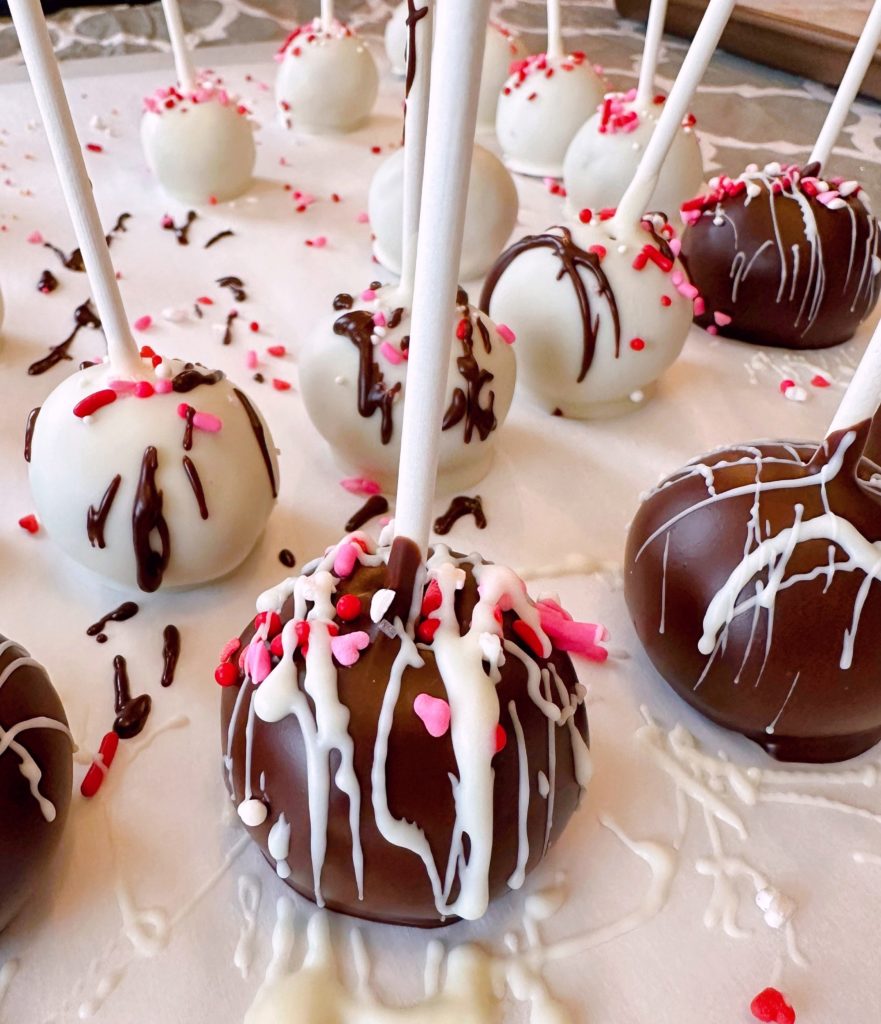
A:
[141, 84, 255, 205]
[28, 357, 279, 592]
[478, 22, 528, 131]
[563, 93, 704, 222]
[482, 215, 693, 417]
[299, 286, 516, 492]
[384, 1, 408, 77]
[496, 52, 606, 178]
[275, 19, 379, 134]
[368, 143, 519, 282]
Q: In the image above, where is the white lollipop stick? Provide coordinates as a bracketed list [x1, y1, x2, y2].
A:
[9, 0, 143, 378]
[546, 0, 563, 61]
[613, 0, 736, 232]
[321, 0, 334, 33]
[399, 0, 433, 308]
[809, 0, 881, 170]
[635, 0, 669, 109]
[160, 0, 197, 94]
[828, 318, 881, 435]
[393, 0, 491, 554]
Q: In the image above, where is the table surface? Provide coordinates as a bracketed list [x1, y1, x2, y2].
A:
[0, 10, 880, 1024]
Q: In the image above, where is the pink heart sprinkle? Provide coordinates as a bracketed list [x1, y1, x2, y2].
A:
[133, 315, 152, 332]
[246, 350, 258, 370]
[361, 288, 377, 301]
[246, 638, 272, 684]
[333, 541, 360, 578]
[537, 600, 609, 662]
[713, 311, 732, 327]
[668, 237, 682, 256]
[496, 323, 516, 345]
[373, 311, 387, 327]
[154, 379, 173, 394]
[413, 693, 451, 738]
[356, 211, 370, 224]
[693, 296, 706, 317]
[379, 341, 404, 365]
[340, 476, 381, 496]
[27, 230, 43, 244]
[331, 630, 370, 667]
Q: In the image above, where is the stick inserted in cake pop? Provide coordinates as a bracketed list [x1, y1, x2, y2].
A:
[546, 0, 563, 61]
[9, 0, 142, 379]
[828, 318, 881, 434]
[810, 0, 881, 170]
[320, 0, 334, 34]
[614, 0, 736, 230]
[160, 0, 196, 93]
[634, 0, 669, 108]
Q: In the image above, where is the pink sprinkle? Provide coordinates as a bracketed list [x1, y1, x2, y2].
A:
[333, 541, 360, 578]
[537, 600, 609, 661]
[668, 237, 681, 257]
[356, 211, 370, 224]
[413, 693, 451, 738]
[677, 280, 699, 300]
[306, 235, 327, 248]
[134, 381, 155, 399]
[779, 378, 796, 394]
[496, 323, 516, 345]
[246, 349, 258, 370]
[706, 325, 718, 335]
[26, 230, 43, 244]
[178, 405, 223, 433]
[330, 630, 370, 668]
[713, 311, 732, 327]
[340, 477, 381, 496]
[245, 637, 272, 684]
[379, 341, 404, 365]
[811, 374, 831, 388]
[108, 379, 137, 395]
[133, 315, 152, 332]
[373, 311, 387, 328]
[693, 296, 706, 317]
[361, 288, 377, 301]
[671, 270, 684, 287]
[154, 379, 173, 394]
[219, 637, 241, 663]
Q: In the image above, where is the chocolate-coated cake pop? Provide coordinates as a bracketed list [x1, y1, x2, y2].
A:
[1, 635, 73, 931]
[679, 162, 881, 349]
[624, 423, 881, 763]
[220, 532, 602, 926]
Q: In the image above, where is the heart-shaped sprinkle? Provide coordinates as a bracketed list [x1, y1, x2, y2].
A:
[413, 693, 451, 738]
[333, 541, 360, 578]
[750, 988, 795, 1024]
[537, 600, 609, 661]
[340, 476, 382, 496]
[713, 310, 732, 327]
[331, 630, 370, 667]
[246, 638, 271, 684]
[494, 724, 507, 754]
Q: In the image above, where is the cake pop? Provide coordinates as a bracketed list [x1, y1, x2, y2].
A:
[563, 0, 703, 220]
[0, 634, 74, 931]
[275, 0, 378, 134]
[140, 0, 255, 204]
[482, 0, 737, 418]
[495, 0, 606, 178]
[301, 0, 515, 490]
[624, 313, 881, 764]
[679, 1, 881, 349]
[15, 0, 279, 593]
[223, 0, 602, 926]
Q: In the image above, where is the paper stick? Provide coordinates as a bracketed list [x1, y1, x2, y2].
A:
[398, 0, 433, 307]
[810, 0, 881, 170]
[9, 0, 143, 378]
[546, 0, 563, 61]
[392, 0, 491, 553]
[635, 0, 670, 109]
[614, 0, 736, 231]
[321, 0, 334, 33]
[160, 0, 197, 94]
[827, 318, 881, 434]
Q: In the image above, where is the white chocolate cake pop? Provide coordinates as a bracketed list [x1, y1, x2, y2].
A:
[367, 143, 519, 282]
[28, 354, 279, 592]
[275, 16, 379, 133]
[299, 284, 516, 492]
[477, 22, 528, 132]
[141, 76, 256, 205]
[481, 212, 693, 416]
[563, 90, 704, 220]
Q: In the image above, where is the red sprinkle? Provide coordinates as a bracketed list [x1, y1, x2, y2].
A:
[73, 389, 117, 418]
[512, 619, 544, 657]
[255, 610, 282, 638]
[750, 988, 795, 1024]
[779, 378, 796, 394]
[416, 618, 441, 644]
[272, 378, 292, 391]
[336, 594, 362, 622]
[80, 731, 119, 798]
[196, 296, 214, 306]
[578, 208, 592, 224]
[598, 207, 616, 221]
[588, 244, 607, 259]
[249, 321, 260, 333]
[294, 620, 311, 653]
[267, 345, 287, 357]
[214, 662, 239, 687]
[270, 634, 284, 657]
[661, 295, 672, 307]
[370, 145, 382, 154]
[85, 143, 103, 153]
[456, 319, 469, 340]
[811, 374, 831, 388]
[18, 514, 39, 534]
[494, 724, 507, 754]
[629, 337, 646, 351]
[421, 579, 442, 616]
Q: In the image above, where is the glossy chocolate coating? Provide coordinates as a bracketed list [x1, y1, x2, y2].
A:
[680, 166, 881, 350]
[221, 556, 588, 927]
[0, 636, 73, 930]
[867, 413, 881, 466]
[624, 425, 881, 763]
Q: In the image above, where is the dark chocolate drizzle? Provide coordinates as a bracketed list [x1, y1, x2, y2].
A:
[180, 404, 196, 451]
[161, 625, 181, 688]
[86, 601, 139, 638]
[24, 407, 40, 463]
[164, 210, 197, 245]
[222, 311, 237, 347]
[37, 269, 58, 294]
[334, 310, 401, 444]
[171, 365, 225, 393]
[87, 474, 122, 549]
[182, 455, 209, 519]
[44, 212, 129, 271]
[433, 495, 487, 536]
[112, 655, 152, 739]
[345, 494, 390, 533]
[386, 534, 423, 623]
[28, 300, 101, 376]
[205, 229, 234, 249]
[233, 388, 278, 498]
[217, 276, 246, 302]
[480, 227, 621, 382]
[278, 548, 296, 568]
[132, 447, 171, 593]
[442, 311, 497, 442]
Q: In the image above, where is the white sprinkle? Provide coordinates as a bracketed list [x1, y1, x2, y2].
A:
[370, 588, 395, 623]
[237, 799, 268, 827]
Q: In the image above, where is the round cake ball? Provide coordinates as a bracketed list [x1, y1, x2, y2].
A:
[477, 22, 528, 133]
[1, 635, 73, 931]
[141, 76, 256, 204]
[480, 210, 694, 418]
[383, 1, 408, 78]
[27, 354, 279, 592]
[275, 19, 379, 134]
[563, 90, 704, 222]
[624, 423, 881, 763]
[496, 51, 606, 178]
[367, 144, 519, 282]
[220, 532, 600, 926]
[680, 162, 881, 349]
[299, 284, 516, 493]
